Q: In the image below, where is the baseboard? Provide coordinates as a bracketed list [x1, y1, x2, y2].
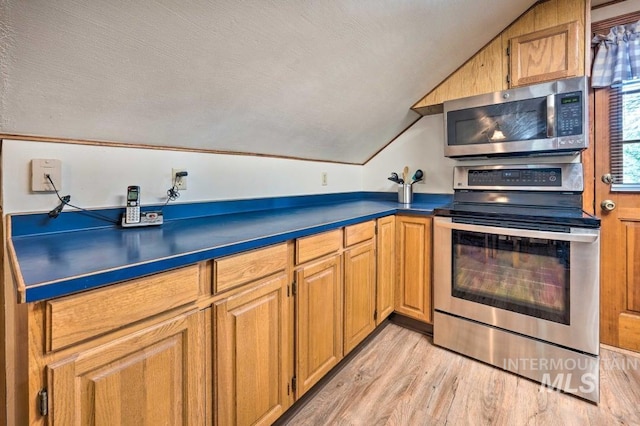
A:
[389, 313, 433, 336]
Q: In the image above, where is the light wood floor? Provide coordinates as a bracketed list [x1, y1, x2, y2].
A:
[285, 323, 640, 425]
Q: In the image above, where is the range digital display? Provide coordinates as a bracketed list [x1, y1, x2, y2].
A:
[502, 171, 520, 179]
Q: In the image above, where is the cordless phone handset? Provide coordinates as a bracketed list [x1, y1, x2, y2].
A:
[125, 186, 141, 224]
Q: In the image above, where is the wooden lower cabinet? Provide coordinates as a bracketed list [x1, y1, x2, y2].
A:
[46, 309, 207, 425]
[376, 216, 395, 325]
[295, 254, 343, 397]
[214, 272, 293, 426]
[343, 239, 376, 355]
[17, 218, 413, 425]
[395, 215, 433, 323]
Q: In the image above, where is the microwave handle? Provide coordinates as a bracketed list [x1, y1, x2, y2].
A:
[546, 94, 556, 137]
[435, 220, 598, 244]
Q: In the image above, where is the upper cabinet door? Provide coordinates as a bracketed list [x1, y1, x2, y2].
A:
[509, 21, 579, 88]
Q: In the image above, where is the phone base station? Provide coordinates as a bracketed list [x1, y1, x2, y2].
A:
[121, 211, 164, 228]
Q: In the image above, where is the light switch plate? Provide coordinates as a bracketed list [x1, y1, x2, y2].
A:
[31, 159, 62, 192]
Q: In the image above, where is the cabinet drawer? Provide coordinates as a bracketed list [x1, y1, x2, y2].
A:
[214, 243, 288, 293]
[296, 229, 342, 264]
[344, 221, 375, 247]
[46, 264, 201, 351]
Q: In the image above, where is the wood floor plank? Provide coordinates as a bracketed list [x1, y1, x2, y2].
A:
[284, 324, 640, 426]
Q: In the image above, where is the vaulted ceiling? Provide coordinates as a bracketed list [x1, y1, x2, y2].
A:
[1, 0, 535, 164]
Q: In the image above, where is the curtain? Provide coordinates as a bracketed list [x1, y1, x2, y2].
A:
[592, 20, 640, 87]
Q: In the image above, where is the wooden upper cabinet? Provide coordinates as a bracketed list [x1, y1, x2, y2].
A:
[508, 21, 579, 87]
[412, 0, 586, 115]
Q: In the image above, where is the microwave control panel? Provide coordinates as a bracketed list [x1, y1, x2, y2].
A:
[556, 91, 583, 137]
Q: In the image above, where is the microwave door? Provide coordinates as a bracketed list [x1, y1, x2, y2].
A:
[448, 96, 548, 147]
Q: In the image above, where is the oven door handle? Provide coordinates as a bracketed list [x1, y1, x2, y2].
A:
[435, 220, 598, 243]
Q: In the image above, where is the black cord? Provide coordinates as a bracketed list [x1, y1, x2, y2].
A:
[45, 175, 119, 224]
[160, 175, 181, 210]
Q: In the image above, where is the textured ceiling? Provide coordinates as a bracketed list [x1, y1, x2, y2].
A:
[0, 0, 534, 163]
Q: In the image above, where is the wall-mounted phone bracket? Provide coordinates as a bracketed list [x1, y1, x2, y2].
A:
[121, 211, 164, 228]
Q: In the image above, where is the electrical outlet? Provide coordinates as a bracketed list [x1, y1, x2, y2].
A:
[31, 159, 62, 192]
[172, 168, 188, 190]
[321, 172, 328, 186]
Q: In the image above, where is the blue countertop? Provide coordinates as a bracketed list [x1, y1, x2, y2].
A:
[9, 192, 451, 302]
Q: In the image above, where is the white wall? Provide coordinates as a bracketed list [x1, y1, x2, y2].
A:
[1, 139, 362, 214]
[363, 115, 456, 194]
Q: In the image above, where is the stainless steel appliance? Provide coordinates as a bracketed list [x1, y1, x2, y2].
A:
[444, 76, 587, 158]
[433, 163, 601, 402]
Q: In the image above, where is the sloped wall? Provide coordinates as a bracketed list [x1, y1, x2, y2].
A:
[1, 139, 362, 214]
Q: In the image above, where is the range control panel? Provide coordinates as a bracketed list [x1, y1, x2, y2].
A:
[468, 167, 562, 187]
[453, 163, 584, 192]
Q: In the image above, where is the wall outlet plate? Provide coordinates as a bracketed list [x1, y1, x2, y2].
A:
[172, 168, 187, 190]
[31, 159, 62, 192]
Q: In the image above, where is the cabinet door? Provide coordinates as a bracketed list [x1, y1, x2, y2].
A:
[395, 216, 433, 323]
[296, 255, 343, 397]
[47, 309, 206, 426]
[214, 272, 292, 426]
[343, 240, 376, 355]
[509, 21, 579, 87]
[376, 216, 395, 324]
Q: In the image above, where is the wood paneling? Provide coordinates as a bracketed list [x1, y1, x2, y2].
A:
[214, 243, 288, 293]
[411, 37, 504, 110]
[376, 216, 395, 325]
[46, 265, 200, 351]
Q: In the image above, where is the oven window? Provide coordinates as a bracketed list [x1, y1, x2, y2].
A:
[451, 230, 570, 324]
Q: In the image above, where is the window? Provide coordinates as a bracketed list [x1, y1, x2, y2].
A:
[610, 79, 640, 190]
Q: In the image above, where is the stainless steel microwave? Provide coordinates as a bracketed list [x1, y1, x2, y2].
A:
[443, 76, 587, 158]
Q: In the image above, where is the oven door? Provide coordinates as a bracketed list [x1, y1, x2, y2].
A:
[433, 216, 600, 355]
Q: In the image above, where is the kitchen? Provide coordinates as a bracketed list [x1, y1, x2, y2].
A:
[2, 0, 640, 424]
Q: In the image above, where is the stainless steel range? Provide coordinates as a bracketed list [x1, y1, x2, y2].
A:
[433, 163, 601, 402]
